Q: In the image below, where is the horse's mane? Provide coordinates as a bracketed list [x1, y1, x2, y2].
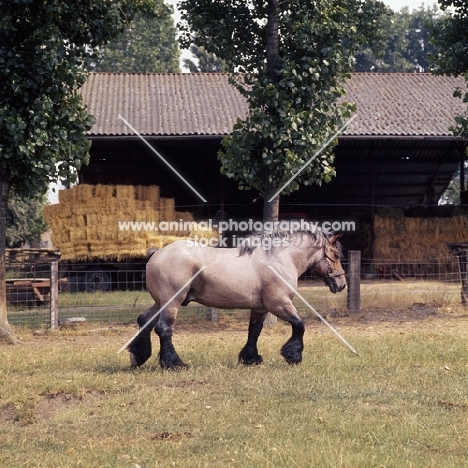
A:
[238, 227, 332, 256]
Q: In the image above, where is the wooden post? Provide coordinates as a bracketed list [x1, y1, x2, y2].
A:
[210, 307, 218, 322]
[448, 243, 468, 306]
[50, 260, 59, 329]
[347, 250, 361, 313]
[459, 250, 468, 306]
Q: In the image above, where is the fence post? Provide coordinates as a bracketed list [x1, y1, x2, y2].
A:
[210, 307, 218, 322]
[447, 243, 468, 305]
[50, 260, 59, 329]
[347, 250, 361, 313]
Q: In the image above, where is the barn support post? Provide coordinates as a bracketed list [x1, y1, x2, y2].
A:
[50, 260, 59, 329]
[347, 250, 361, 313]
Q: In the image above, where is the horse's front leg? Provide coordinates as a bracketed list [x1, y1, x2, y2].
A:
[280, 316, 305, 365]
[269, 303, 305, 365]
[127, 304, 160, 368]
[239, 309, 266, 366]
[155, 307, 188, 370]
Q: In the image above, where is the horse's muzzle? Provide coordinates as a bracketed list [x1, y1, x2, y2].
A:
[324, 276, 347, 293]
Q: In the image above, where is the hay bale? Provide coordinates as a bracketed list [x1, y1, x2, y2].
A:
[44, 183, 195, 261]
[159, 198, 176, 221]
[94, 184, 115, 199]
[74, 184, 94, 202]
[115, 185, 135, 200]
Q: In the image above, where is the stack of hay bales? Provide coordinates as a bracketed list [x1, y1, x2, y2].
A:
[373, 208, 468, 262]
[44, 184, 213, 261]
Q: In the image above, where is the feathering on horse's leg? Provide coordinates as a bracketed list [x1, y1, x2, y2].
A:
[155, 307, 188, 370]
[280, 316, 305, 365]
[128, 304, 160, 368]
[239, 309, 266, 366]
[269, 303, 305, 365]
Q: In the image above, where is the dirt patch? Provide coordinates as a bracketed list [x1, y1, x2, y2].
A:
[36, 390, 103, 422]
[0, 404, 17, 424]
[151, 431, 193, 441]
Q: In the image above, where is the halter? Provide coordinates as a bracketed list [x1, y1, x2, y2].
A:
[324, 251, 346, 278]
[311, 242, 346, 279]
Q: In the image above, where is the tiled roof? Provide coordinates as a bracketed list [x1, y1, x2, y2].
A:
[345, 73, 467, 137]
[81, 72, 467, 138]
[82, 73, 247, 137]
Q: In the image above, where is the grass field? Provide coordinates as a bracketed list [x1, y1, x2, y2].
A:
[2, 309, 468, 467]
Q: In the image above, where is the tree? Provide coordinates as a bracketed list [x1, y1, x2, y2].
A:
[0, 0, 155, 343]
[6, 193, 47, 249]
[183, 44, 230, 73]
[430, 0, 468, 137]
[354, 5, 442, 72]
[439, 163, 468, 205]
[89, 3, 180, 73]
[179, 0, 389, 221]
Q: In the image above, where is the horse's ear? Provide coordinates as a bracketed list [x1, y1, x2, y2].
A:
[329, 234, 341, 245]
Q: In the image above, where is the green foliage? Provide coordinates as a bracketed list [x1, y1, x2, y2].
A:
[6, 192, 47, 248]
[430, 1, 468, 137]
[89, 3, 180, 73]
[180, 0, 389, 198]
[0, 0, 156, 198]
[355, 5, 442, 73]
[183, 45, 230, 73]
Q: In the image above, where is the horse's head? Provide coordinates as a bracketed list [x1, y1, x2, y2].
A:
[311, 234, 347, 293]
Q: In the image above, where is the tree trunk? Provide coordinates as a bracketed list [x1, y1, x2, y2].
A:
[264, 0, 280, 328]
[263, 179, 280, 328]
[266, 0, 279, 83]
[0, 174, 20, 344]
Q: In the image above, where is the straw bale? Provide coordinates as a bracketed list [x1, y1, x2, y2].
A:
[134, 185, 145, 201]
[73, 242, 90, 260]
[57, 243, 74, 261]
[69, 227, 87, 242]
[146, 186, 160, 204]
[89, 241, 105, 257]
[94, 184, 115, 200]
[159, 198, 176, 221]
[115, 185, 135, 200]
[373, 213, 468, 261]
[117, 197, 136, 213]
[58, 189, 74, 204]
[43, 204, 60, 220]
[74, 184, 95, 202]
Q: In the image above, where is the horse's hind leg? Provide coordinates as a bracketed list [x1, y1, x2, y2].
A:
[127, 304, 160, 368]
[239, 309, 266, 366]
[155, 308, 188, 370]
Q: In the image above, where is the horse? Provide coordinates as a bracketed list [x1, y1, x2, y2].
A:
[127, 228, 347, 370]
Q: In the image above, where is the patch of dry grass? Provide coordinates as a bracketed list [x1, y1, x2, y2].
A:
[1, 313, 468, 467]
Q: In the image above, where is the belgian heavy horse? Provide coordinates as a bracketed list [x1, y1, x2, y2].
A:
[127, 229, 347, 369]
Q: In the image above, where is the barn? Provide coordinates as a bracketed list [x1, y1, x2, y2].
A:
[79, 72, 468, 256]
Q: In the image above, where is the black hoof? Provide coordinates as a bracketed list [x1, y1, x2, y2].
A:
[128, 345, 151, 368]
[239, 354, 263, 366]
[159, 353, 189, 371]
[280, 342, 303, 365]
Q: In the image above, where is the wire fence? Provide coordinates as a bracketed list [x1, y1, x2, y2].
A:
[5, 256, 467, 328]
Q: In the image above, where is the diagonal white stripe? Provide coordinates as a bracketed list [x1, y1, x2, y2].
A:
[268, 115, 357, 202]
[268, 266, 358, 354]
[117, 266, 206, 354]
[118, 114, 207, 203]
